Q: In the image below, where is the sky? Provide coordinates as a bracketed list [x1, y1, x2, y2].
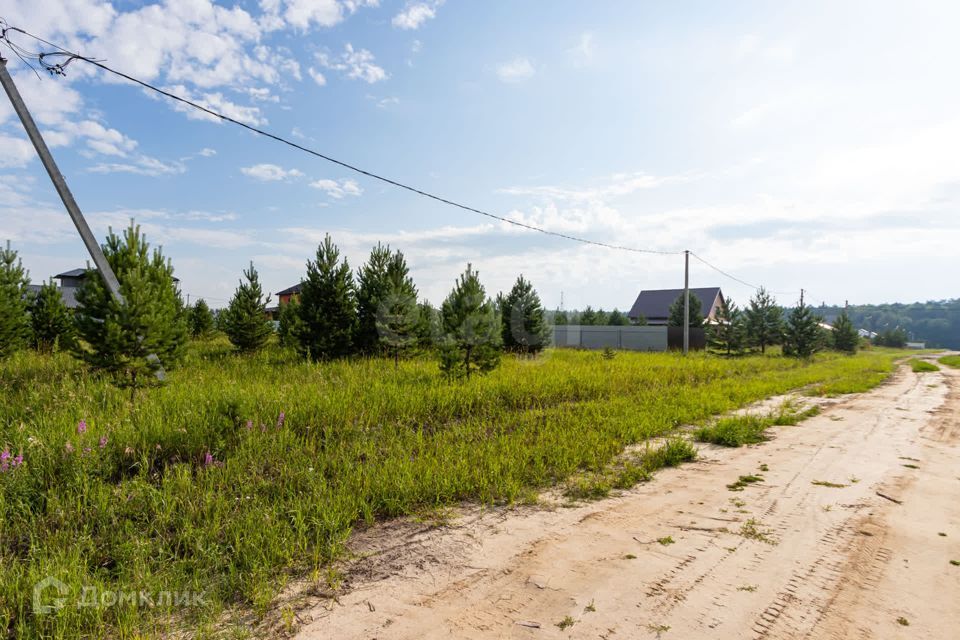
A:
[1, 0, 958, 312]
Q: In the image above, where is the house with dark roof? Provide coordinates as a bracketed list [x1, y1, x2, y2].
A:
[276, 283, 302, 306]
[627, 287, 725, 325]
[52, 268, 180, 309]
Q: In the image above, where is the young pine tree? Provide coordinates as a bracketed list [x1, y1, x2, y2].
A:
[707, 298, 744, 356]
[438, 264, 501, 379]
[355, 243, 392, 354]
[73, 222, 188, 388]
[277, 297, 304, 349]
[0, 241, 31, 358]
[668, 292, 704, 328]
[414, 300, 438, 348]
[782, 299, 823, 358]
[553, 309, 568, 326]
[224, 263, 273, 352]
[30, 278, 73, 353]
[297, 234, 357, 361]
[607, 308, 630, 326]
[579, 306, 598, 326]
[499, 275, 550, 354]
[744, 286, 783, 354]
[376, 251, 419, 368]
[189, 298, 215, 338]
[831, 310, 859, 354]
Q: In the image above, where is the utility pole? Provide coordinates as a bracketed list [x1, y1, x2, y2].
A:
[0, 58, 124, 301]
[0, 58, 164, 378]
[683, 250, 690, 355]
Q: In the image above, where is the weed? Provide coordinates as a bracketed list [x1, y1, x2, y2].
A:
[624, 554, 637, 560]
[728, 474, 764, 491]
[657, 536, 675, 546]
[822, 505, 833, 512]
[737, 585, 758, 592]
[910, 359, 939, 373]
[584, 599, 596, 613]
[812, 480, 847, 488]
[897, 616, 910, 626]
[647, 623, 671, 634]
[556, 616, 576, 630]
[938, 532, 947, 537]
[950, 560, 960, 566]
[849, 476, 860, 484]
[740, 519, 777, 545]
[759, 463, 769, 472]
[903, 464, 920, 469]
[729, 498, 746, 508]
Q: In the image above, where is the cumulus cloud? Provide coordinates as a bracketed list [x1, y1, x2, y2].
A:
[241, 164, 305, 181]
[0, 134, 36, 169]
[309, 178, 363, 198]
[392, 1, 444, 30]
[496, 57, 535, 83]
[315, 44, 388, 83]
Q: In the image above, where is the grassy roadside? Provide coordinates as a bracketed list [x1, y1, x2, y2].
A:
[0, 343, 908, 637]
[938, 355, 960, 369]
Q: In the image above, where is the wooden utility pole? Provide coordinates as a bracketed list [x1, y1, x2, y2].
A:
[683, 250, 690, 355]
[0, 58, 164, 378]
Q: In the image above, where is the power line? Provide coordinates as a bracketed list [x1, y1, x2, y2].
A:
[0, 23, 681, 258]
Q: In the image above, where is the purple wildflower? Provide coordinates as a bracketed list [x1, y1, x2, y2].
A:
[0, 449, 9, 463]
[13, 454, 23, 468]
[204, 451, 214, 467]
[99, 436, 108, 449]
[276, 411, 286, 429]
[245, 419, 254, 431]
[65, 442, 75, 454]
[77, 419, 87, 435]
[83, 447, 91, 455]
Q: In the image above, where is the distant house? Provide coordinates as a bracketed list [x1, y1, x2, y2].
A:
[52, 268, 179, 309]
[627, 287, 725, 325]
[906, 341, 926, 349]
[858, 328, 878, 339]
[276, 283, 302, 306]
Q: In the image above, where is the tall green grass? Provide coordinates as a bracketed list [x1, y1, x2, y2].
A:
[0, 341, 903, 637]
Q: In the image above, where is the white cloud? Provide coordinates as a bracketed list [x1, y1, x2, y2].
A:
[392, 1, 444, 30]
[164, 85, 267, 126]
[88, 155, 186, 177]
[198, 148, 217, 157]
[241, 163, 305, 181]
[307, 67, 327, 86]
[500, 171, 680, 201]
[309, 178, 363, 198]
[0, 134, 35, 168]
[496, 57, 536, 83]
[315, 44, 388, 83]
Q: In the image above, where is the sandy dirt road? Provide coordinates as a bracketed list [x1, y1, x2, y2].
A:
[293, 361, 960, 640]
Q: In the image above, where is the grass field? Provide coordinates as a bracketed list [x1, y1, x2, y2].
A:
[0, 341, 907, 638]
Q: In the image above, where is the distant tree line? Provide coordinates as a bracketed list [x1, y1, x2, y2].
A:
[815, 301, 957, 349]
[552, 306, 635, 326]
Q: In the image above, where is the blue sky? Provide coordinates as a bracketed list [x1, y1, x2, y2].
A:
[1, 0, 958, 311]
